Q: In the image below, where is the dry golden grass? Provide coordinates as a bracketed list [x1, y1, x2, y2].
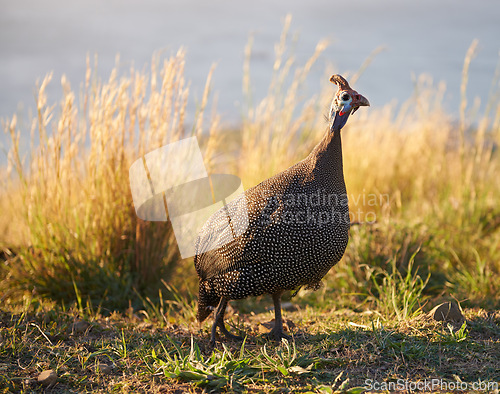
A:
[0, 50, 222, 308]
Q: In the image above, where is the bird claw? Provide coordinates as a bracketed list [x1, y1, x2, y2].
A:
[209, 331, 243, 348]
[268, 328, 292, 342]
[218, 322, 244, 342]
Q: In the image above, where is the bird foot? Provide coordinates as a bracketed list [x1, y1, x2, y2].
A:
[218, 322, 244, 342]
[209, 331, 243, 348]
[268, 327, 292, 342]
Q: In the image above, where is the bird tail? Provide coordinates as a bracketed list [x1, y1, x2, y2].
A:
[197, 281, 219, 323]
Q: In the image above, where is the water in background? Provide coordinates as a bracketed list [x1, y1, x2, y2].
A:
[1, 0, 499, 147]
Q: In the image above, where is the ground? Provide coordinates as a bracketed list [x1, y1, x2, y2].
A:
[1, 303, 499, 393]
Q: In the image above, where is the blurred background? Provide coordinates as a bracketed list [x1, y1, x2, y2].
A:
[1, 0, 499, 129]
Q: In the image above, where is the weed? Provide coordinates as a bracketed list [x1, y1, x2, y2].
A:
[369, 249, 430, 321]
[437, 321, 469, 344]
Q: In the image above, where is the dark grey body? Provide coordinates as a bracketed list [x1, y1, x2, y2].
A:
[195, 128, 350, 323]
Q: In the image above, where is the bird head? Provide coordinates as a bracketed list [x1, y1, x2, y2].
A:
[329, 74, 370, 131]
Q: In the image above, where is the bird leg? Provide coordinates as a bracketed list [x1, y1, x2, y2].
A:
[269, 291, 292, 342]
[210, 297, 243, 346]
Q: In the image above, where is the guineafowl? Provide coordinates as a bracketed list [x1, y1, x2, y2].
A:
[195, 74, 369, 345]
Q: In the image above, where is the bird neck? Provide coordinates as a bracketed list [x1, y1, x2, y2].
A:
[307, 128, 345, 189]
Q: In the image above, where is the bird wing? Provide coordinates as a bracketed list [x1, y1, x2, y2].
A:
[194, 161, 308, 280]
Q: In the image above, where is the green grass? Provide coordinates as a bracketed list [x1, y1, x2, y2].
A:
[0, 300, 498, 393]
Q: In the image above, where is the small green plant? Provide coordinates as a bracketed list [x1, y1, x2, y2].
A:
[437, 321, 469, 344]
[313, 371, 366, 394]
[450, 321, 468, 342]
[260, 339, 315, 377]
[149, 335, 257, 390]
[111, 328, 129, 359]
[369, 249, 430, 321]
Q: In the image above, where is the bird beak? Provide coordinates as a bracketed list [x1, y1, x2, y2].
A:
[351, 93, 370, 115]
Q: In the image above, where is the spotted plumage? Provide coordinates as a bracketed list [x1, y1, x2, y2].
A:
[195, 75, 369, 345]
